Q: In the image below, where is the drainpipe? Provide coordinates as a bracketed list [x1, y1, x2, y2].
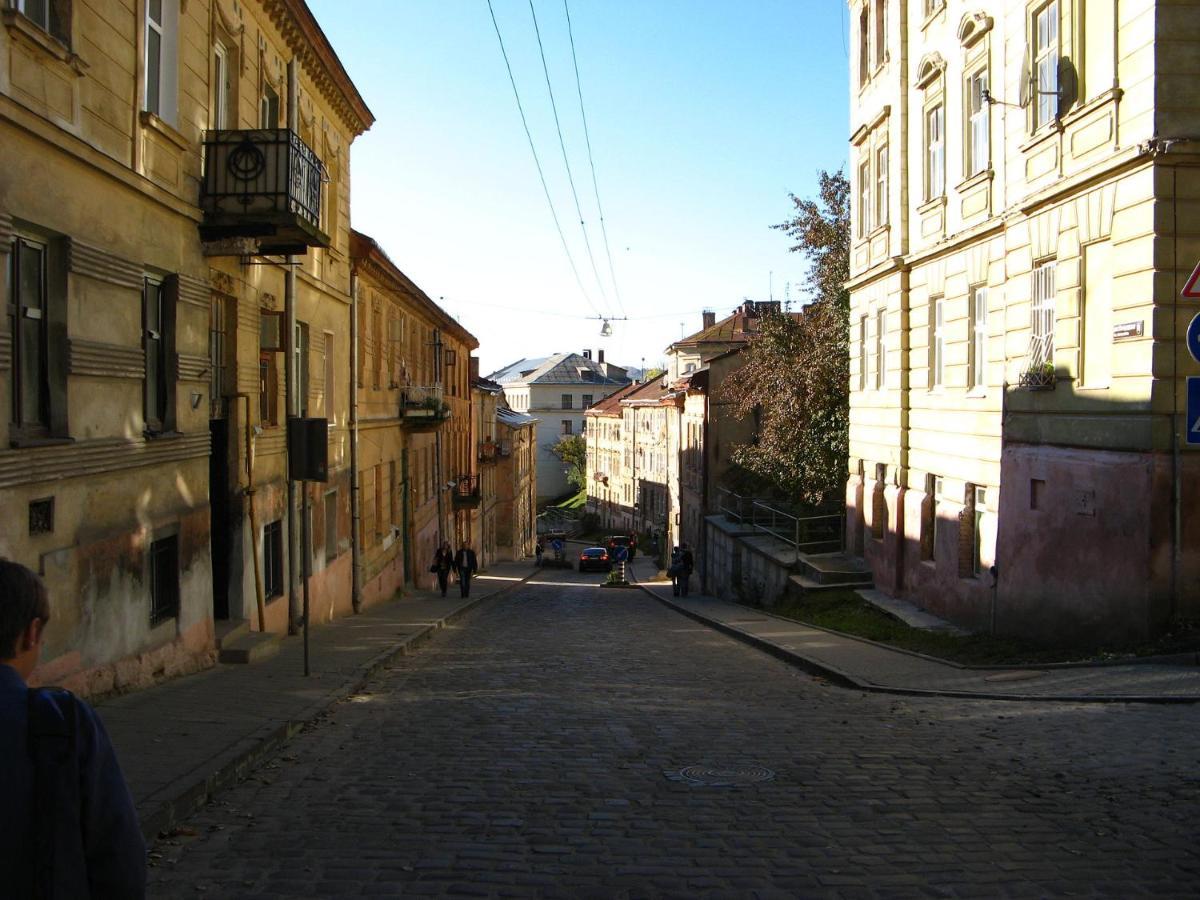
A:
[349, 270, 362, 613]
[236, 394, 266, 632]
[284, 58, 300, 635]
[700, 389, 710, 593]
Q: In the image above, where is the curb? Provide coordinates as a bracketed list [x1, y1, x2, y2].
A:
[144, 567, 539, 841]
[636, 583, 1200, 706]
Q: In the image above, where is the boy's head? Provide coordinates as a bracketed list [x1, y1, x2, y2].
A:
[0, 559, 51, 678]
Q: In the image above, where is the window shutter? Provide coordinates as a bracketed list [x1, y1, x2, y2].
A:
[46, 237, 70, 438]
[163, 274, 179, 432]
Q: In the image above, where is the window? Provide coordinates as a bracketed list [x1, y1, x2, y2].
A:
[324, 489, 338, 563]
[209, 296, 227, 419]
[374, 463, 384, 540]
[932, 476, 944, 561]
[263, 520, 284, 598]
[323, 332, 335, 417]
[143, 275, 175, 434]
[1030, 261, 1056, 368]
[9, 236, 48, 431]
[260, 83, 280, 129]
[858, 315, 868, 390]
[561, 394, 573, 410]
[858, 6, 869, 85]
[259, 311, 281, 425]
[920, 473, 937, 561]
[925, 104, 945, 200]
[1033, 1, 1059, 129]
[969, 286, 988, 390]
[561, 420, 573, 436]
[972, 486, 987, 577]
[28, 497, 53, 535]
[857, 158, 871, 236]
[875, 307, 886, 389]
[143, 0, 178, 124]
[149, 534, 179, 626]
[9, 0, 71, 44]
[371, 307, 382, 390]
[966, 69, 990, 176]
[1082, 241, 1113, 388]
[212, 42, 231, 129]
[873, 0, 886, 69]
[294, 321, 309, 417]
[389, 461, 397, 530]
[581, 394, 593, 408]
[930, 297, 945, 388]
[874, 144, 889, 227]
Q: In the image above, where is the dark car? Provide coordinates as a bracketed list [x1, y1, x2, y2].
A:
[578, 547, 613, 573]
[605, 535, 635, 559]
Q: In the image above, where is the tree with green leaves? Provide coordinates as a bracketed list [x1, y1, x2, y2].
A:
[550, 434, 588, 490]
[720, 170, 850, 506]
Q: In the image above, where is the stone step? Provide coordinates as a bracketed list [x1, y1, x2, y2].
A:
[796, 551, 873, 585]
[218, 631, 282, 665]
[214, 618, 250, 649]
[855, 588, 972, 635]
[789, 573, 873, 595]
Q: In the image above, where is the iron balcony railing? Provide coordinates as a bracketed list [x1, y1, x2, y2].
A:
[452, 473, 481, 507]
[199, 128, 327, 252]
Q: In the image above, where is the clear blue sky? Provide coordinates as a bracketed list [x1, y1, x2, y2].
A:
[308, 0, 850, 375]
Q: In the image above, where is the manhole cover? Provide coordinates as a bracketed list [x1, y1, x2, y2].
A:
[983, 670, 1047, 683]
[670, 764, 775, 786]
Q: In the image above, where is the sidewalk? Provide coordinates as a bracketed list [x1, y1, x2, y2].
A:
[634, 575, 1200, 703]
[98, 559, 538, 839]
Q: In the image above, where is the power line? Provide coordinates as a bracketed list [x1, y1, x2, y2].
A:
[528, 0, 611, 314]
[486, 0, 601, 317]
[563, 0, 625, 318]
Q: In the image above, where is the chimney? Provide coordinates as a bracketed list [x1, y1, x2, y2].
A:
[583, 349, 592, 360]
[469, 356, 479, 382]
[597, 349, 605, 364]
[702, 310, 716, 329]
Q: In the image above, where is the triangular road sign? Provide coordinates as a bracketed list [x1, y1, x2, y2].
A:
[1184, 261, 1200, 299]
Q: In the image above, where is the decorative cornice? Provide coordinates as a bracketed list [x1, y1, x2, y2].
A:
[259, 0, 374, 136]
[0, 432, 211, 490]
[68, 339, 145, 379]
[68, 240, 142, 290]
[915, 52, 947, 90]
[957, 12, 994, 48]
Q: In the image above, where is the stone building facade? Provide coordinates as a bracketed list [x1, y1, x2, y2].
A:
[846, 0, 1200, 640]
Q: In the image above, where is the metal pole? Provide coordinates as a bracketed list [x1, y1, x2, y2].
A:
[284, 58, 300, 635]
[349, 271, 362, 613]
[302, 484, 310, 675]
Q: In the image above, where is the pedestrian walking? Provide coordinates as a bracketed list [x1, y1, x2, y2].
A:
[0, 558, 146, 899]
[431, 542, 454, 597]
[454, 543, 479, 598]
[679, 543, 695, 597]
[535, 539, 544, 567]
[669, 546, 683, 596]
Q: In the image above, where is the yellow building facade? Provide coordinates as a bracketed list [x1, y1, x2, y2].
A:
[846, 0, 1200, 640]
[0, 0, 371, 692]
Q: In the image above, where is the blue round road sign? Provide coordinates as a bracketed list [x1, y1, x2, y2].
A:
[1188, 313, 1200, 364]
[613, 546, 629, 562]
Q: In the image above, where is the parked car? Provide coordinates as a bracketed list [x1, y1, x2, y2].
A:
[578, 547, 613, 573]
[605, 535, 635, 559]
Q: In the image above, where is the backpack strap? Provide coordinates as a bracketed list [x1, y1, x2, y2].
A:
[27, 687, 80, 900]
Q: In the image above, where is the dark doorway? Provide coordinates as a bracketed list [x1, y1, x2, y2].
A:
[210, 417, 231, 620]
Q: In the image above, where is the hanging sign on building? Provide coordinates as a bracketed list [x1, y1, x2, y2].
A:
[1183, 261, 1200, 299]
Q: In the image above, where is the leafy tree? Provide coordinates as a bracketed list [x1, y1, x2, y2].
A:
[721, 170, 850, 505]
[550, 434, 588, 490]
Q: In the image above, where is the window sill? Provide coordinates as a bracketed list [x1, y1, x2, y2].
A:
[9, 434, 74, 450]
[140, 110, 190, 151]
[917, 195, 946, 216]
[144, 429, 184, 441]
[955, 168, 993, 193]
[1, 10, 86, 75]
[965, 388, 988, 399]
[1059, 87, 1124, 130]
[920, 4, 946, 31]
[867, 223, 891, 240]
[1019, 122, 1062, 156]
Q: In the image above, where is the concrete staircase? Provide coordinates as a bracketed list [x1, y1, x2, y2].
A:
[788, 551, 874, 596]
[215, 619, 282, 665]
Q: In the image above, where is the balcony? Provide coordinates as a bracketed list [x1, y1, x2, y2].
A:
[478, 441, 498, 464]
[452, 473, 481, 508]
[199, 129, 329, 255]
[399, 385, 450, 431]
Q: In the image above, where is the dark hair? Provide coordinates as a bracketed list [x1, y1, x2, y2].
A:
[0, 559, 51, 659]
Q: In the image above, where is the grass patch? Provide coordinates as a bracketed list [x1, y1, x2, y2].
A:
[550, 489, 587, 511]
[770, 589, 1200, 666]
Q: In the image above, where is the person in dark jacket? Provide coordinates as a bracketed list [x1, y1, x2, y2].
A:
[0, 558, 146, 899]
[454, 544, 479, 598]
[678, 544, 695, 597]
[432, 543, 454, 597]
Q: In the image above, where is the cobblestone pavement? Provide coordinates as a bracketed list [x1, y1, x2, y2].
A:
[151, 568, 1200, 898]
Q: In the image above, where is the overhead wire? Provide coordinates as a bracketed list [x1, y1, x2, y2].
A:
[486, 0, 602, 317]
[527, 0, 611, 315]
[562, 0, 625, 319]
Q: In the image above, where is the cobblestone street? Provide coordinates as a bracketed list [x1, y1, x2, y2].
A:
[151, 570, 1200, 898]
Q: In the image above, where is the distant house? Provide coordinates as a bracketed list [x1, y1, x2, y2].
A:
[488, 350, 631, 502]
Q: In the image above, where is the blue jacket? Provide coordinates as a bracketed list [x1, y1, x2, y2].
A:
[0, 664, 145, 898]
